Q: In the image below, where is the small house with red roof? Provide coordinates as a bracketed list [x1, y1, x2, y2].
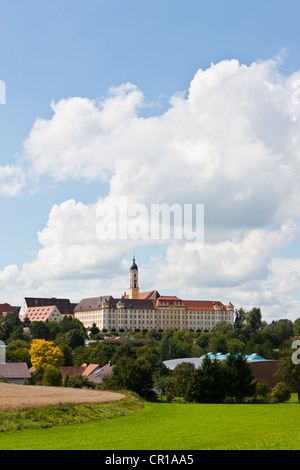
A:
[21, 305, 63, 323]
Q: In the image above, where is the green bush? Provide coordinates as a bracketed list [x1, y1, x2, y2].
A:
[42, 365, 62, 387]
[271, 382, 291, 403]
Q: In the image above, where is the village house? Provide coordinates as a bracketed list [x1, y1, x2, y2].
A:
[60, 362, 114, 385]
[0, 303, 20, 318]
[0, 363, 31, 385]
[21, 305, 63, 323]
[19, 297, 76, 319]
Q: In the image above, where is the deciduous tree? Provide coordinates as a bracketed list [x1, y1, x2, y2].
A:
[29, 339, 64, 371]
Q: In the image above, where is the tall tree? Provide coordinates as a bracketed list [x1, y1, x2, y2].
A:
[246, 308, 262, 332]
[222, 354, 256, 403]
[172, 362, 196, 397]
[107, 357, 153, 397]
[185, 357, 225, 403]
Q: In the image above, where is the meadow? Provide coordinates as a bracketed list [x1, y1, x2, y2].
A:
[1, 395, 300, 450]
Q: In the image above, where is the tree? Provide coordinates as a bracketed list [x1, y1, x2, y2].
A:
[1, 312, 22, 341]
[60, 345, 73, 366]
[65, 329, 86, 349]
[90, 322, 100, 339]
[226, 338, 245, 355]
[275, 349, 300, 402]
[185, 358, 225, 404]
[246, 308, 262, 332]
[172, 362, 196, 397]
[64, 374, 95, 389]
[234, 308, 246, 329]
[112, 343, 136, 363]
[63, 373, 71, 387]
[6, 325, 26, 343]
[271, 382, 291, 403]
[222, 354, 256, 403]
[107, 357, 154, 397]
[22, 316, 31, 328]
[255, 380, 269, 400]
[45, 321, 61, 341]
[293, 318, 300, 336]
[154, 375, 173, 401]
[30, 321, 49, 340]
[29, 339, 64, 371]
[89, 342, 114, 365]
[158, 334, 193, 361]
[42, 365, 62, 387]
[6, 343, 31, 365]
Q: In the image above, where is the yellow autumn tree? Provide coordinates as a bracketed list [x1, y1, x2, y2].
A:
[29, 339, 64, 371]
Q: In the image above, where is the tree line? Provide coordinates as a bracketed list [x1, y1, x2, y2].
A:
[1, 307, 300, 402]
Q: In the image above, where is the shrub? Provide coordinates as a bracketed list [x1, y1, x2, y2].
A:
[166, 392, 174, 403]
[42, 365, 62, 387]
[255, 380, 269, 399]
[271, 382, 291, 403]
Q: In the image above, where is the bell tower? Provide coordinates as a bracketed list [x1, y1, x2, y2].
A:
[129, 255, 139, 299]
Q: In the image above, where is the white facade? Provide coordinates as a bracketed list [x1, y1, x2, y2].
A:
[74, 298, 234, 332]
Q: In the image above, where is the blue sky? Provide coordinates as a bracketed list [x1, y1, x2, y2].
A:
[1, 0, 300, 321]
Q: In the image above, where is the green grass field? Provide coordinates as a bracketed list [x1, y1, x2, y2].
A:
[1, 395, 300, 450]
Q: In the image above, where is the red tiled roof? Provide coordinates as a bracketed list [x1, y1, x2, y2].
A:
[60, 363, 112, 384]
[22, 305, 61, 322]
[60, 366, 86, 381]
[0, 304, 20, 315]
[151, 298, 227, 311]
[184, 300, 226, 310]
[82, 364, 100, 376]
[123, 291, 160, 300]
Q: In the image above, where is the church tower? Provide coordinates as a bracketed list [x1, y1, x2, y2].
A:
[129, 255, 139, 299]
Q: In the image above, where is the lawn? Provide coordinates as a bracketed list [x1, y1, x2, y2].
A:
[1, 396, 300, 450]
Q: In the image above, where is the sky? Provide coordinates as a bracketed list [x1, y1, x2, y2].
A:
[1, 0, 300, 323]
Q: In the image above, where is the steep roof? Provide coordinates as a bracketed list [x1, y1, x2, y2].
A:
[74, 296, 114, 312]
[75, 296, 155, 311]
[184, 300, 227, 311]
[86, 363, 115, 384]
[0, 363, 30, 379]
[24, 297, 74, 316]
[60, 363, 114, 384]
[123, 290, 160, 300]
[0, 304, 20, 316]
[23, 305, 61, 322]
[74, 295, 228, 312]
[60, 366, 86, 381]
[116, 298, 156, 310]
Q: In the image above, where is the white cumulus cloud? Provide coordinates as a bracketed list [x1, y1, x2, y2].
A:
[2, 58, 300, 320]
